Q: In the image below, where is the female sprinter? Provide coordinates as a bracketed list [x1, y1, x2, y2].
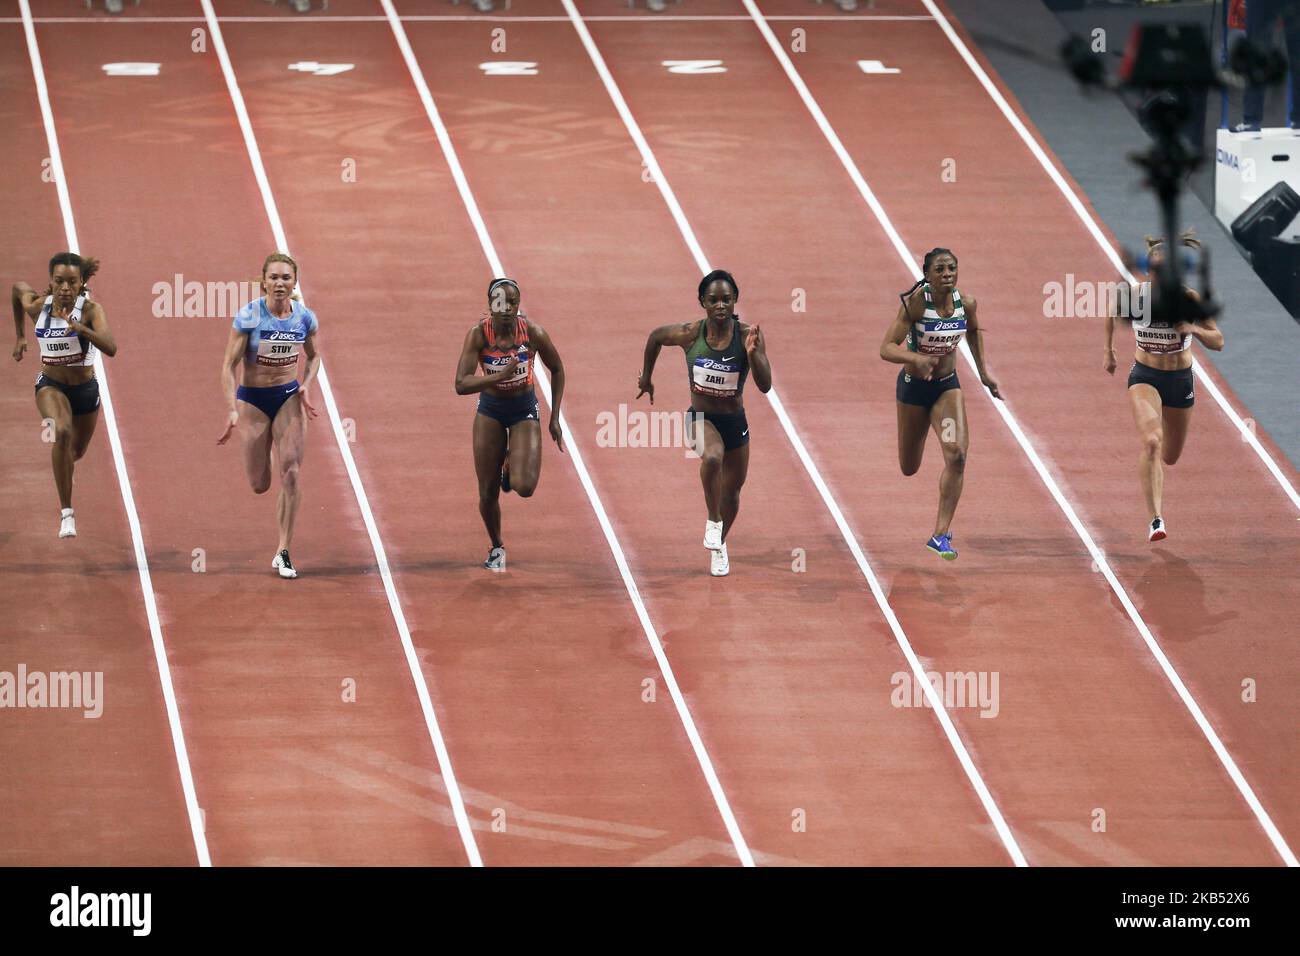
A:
[218, 253, 320, 579]
[455, 277, 566, 573]
[1105, 231, 1222, 541]
[879, 248, 1000, 561]
[636, 269, 772, 577]
[11, 253, 117, 538]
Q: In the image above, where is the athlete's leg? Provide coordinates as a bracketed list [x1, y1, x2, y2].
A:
[896, 401, 930, 476]
[690, 416, 726, 522]
[270, 393, 308, 553]
[718, 441, 750, 543]
[1160, 405, 1193, 466]
[1128, 383, 1165, 519]
[473, 413, 509, 549]
[36, 387, 75, 510]
[237, 400, 274, 494]
[505, 419, 542, 498]
[929, 389, 968, 537]
[70, 406, 99, 462]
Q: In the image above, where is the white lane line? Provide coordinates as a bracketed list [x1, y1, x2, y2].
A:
[0, 15, 934, 24]
[742, 0, 1298, 867]
[379, 0, 756, 868]
[918, 0, 1300, 512]
[562, 0, 1027, 867]
[197, 0, 482, 867]
[18, 0, 210, 868]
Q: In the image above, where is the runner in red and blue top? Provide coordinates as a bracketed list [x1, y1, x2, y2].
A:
[11, 252, 118, 539]
[455, 277, 566, 572]
[218, 253, 321, 580]
[1104, 230, 1223, 543]
[637, 269, 772, 577]
[879, 248, 1001, 561]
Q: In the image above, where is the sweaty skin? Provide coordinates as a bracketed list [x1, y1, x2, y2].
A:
[12, 263, 117, 511]
[1105, 247, 1223, 523]
[878, 254, 1000, 540]
[637, 279, 771, 544]
[455, 282, 566, 551]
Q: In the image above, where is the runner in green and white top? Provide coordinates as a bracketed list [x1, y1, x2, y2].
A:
[637, 269, 772, 577]
[880, 248, 1001, 561]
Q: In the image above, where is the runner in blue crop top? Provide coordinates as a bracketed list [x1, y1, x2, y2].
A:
[218, 253, 321, 579]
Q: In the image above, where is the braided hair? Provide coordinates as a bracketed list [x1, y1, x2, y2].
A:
[898, 247, 957, 319]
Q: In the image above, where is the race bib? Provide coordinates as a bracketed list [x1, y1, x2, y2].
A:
[692, 357, 740, 396]
[912, 319, 966, 354]
[484, 349, 530, 389]
[1135, 324, 1188, 354]
[257, 330, 304, 366]
[37, 330, 84, 365]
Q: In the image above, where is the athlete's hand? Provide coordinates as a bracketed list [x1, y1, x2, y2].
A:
[744, 323, 765, 354]
[981, 375, 1003, 400]
[491, 354, 520, 384]
[909, 354, 939, 381]
[1103, 348, 1117, 375]
[217, 409, 238, 445]
[12, 338, 26, 362]
[1173, 321, 1195, 336]
[300, 391, 319, 420]
[549, 415, 565, 453]
[636, 375, 654, 404]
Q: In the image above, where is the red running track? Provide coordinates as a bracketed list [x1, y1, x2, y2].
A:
[2, 0, 1294, 865]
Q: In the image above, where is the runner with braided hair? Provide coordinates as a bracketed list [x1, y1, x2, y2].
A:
[880, 248, 1001, 560]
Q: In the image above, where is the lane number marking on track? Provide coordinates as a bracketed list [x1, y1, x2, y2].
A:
[663, 59, 726, 74]
[102, 62, 161, 76]
[288, 61, 354, 76]
[479, 61, 539, 76]
[857, 60, 901, 74]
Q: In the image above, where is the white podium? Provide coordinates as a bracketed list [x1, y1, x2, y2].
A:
[1214, 127, 1300, 236]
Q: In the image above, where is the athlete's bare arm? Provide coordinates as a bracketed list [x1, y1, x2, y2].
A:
[11, 284, 31, 361]
[527, 320, 566, 451]
[299, 328, 321, 419]
[1175, 289, 1224, 351]
[218, 328, 249, 444]
[740, 321, 772, 393]
[964, 297, 1000, 399]
[880, 292, 937, 380]
[455, 325, 518, 395]
[70, 301, 116, 358]
[1104, 298, 1118, 374]
[637, 320, 700, 404]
